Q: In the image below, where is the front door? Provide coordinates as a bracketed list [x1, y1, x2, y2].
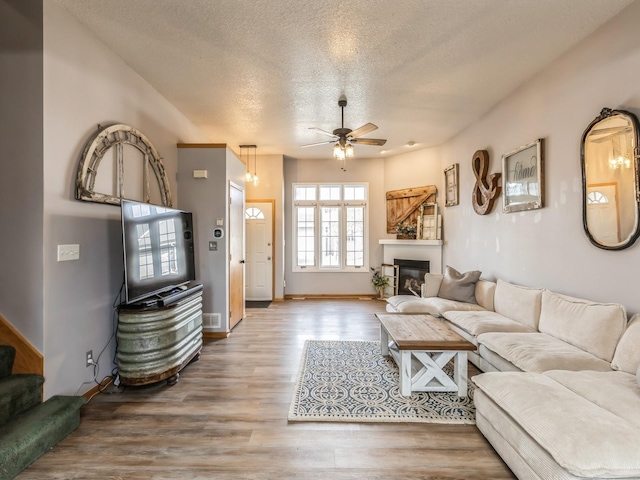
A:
[229, 182, 245, 330]
[245, 201, 274, 301]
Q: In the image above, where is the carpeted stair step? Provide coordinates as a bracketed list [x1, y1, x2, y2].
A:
[0, 345, 15, 379]
[0, 395, 86, 480]
[0, 374, 44, 428]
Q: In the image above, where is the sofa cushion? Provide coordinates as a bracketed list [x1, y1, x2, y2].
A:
[493, 279, 543, 329]
[473, 372, 640, 478]
[475, 279, 496, 312]
[544, 370, 640, 429]
[437, 266, 481, 304]
[538, 290, 627, 363]
[443, 310, 536, 339]
[386, 295, 486, 316]
[612, 313, 640, 374]
[477, 344, 524, 372]
[477, 332, 613, 373]
[385, 295, 440, 315]
[422, 273, 444, 297]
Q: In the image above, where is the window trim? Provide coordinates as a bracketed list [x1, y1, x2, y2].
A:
[292, 182, 369, 273]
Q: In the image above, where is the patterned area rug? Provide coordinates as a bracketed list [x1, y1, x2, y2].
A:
[288, 340, 475, 424]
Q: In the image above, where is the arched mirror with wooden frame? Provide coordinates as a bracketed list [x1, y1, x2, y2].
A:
[581, 108, 640, 250]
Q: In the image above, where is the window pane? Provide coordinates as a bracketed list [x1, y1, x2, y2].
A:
[245, 207, 264, 219]
[296, 207, 315, 266]
[344, 185, 366, 200]
[345, 206, 364, 266]
[293, 183, 368, 271]
[321, 207, 340, 267]
[295, 186, 316, 201]
[158, 219, 178, 276]
[319, 186, 341, 200]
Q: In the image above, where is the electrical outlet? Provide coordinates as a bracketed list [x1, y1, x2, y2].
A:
[86, 350, 94, 367]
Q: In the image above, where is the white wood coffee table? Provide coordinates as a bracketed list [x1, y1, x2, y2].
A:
[375, 313, 475, 397]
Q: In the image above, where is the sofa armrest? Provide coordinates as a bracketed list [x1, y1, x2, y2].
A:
[422, 273, 444, 298]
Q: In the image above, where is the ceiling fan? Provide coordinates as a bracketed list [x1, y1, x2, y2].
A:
[301, 97, 387, 160]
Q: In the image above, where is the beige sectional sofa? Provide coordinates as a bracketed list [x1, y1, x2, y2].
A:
[385, 272, 640, 480]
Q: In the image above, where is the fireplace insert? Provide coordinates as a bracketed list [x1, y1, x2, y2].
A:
[394, 259, 430, 296]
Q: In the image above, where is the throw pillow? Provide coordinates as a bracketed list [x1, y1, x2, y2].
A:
[437, 266, 481, 304]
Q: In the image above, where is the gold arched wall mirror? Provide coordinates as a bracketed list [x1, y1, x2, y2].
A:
[581, 108, 640, 250]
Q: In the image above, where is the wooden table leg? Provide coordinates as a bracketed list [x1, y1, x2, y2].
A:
[454, 351, 468, 397]
[399, 350, 412, 396]
[380, 325, 389, 356]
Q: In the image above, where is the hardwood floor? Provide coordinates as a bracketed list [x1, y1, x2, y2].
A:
[19, 299, 515, 479]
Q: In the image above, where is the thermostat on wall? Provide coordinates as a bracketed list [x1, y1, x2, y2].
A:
[213, 228, 224, 239]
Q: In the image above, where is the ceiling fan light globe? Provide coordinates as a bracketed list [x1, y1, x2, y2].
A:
[345, 144, 354, 157]
[245, 171, 253, 181]
[333, 143, 342, 159]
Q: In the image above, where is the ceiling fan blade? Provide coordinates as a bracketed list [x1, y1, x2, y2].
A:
[348, 123, 378, 139]
[350, 137, 387, 146]
[309, 127, 338, 138]
[301, 140, 336, 148]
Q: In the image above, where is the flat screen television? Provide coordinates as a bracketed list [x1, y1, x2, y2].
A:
[121, 199, 196, 305]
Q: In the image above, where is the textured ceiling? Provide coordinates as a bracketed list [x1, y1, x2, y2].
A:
[55, 0, 632, 159]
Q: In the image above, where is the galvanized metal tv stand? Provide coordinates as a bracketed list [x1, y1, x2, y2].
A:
[116, 284, 203, 386]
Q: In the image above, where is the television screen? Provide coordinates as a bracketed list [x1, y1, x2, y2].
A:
[121, 199, 196, 304]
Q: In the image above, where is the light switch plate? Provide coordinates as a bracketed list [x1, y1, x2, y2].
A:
[57, 244, 80, 261]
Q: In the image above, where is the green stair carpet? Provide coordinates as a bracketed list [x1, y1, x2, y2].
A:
[0, 346, 14, 378]
[0, 345, 85, 480]
[0, 375, 44, 427]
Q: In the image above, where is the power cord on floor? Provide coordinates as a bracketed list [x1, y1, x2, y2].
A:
[74, 281, 125, 398]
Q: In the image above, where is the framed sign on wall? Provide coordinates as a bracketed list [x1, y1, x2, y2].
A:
[502, 139, 544, 213]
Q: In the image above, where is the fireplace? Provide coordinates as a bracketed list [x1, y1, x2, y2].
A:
[394, 258, 430, 296]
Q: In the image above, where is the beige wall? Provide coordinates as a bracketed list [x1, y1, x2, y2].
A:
[439, 1, 640, 314]
[283, 156, 387, 296]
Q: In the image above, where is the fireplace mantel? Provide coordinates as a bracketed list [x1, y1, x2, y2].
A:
[379, 239, 443, 246]
[378, 239, 443, 274]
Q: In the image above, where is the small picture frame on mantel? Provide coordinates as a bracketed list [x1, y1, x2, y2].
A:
[444, 163, 459, 206]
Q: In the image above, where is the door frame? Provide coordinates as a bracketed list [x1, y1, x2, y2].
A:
[229, 181, 245, 330]
[246, 199, 276, 301]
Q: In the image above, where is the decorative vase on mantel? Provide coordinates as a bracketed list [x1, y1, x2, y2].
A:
[396, 234, 417, 240]
[395, 222, 417, 240]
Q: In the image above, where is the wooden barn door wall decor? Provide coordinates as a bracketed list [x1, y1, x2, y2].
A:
[386, 186, 437, 236]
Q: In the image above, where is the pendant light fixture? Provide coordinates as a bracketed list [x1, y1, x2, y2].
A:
[252, 145, 259, 186]
[240, 144, 258, 183]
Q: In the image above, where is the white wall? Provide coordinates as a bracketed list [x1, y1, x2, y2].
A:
[383, 147, 444, 198]
[43, 2, 208, 398]
[440, 1, 640, 315]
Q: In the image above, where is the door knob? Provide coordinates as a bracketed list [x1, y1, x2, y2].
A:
[240, 260, 245, 264]
[267, 256, 271, 261]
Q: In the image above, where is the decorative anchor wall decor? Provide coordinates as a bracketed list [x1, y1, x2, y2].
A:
[471, 149, 501, 215]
